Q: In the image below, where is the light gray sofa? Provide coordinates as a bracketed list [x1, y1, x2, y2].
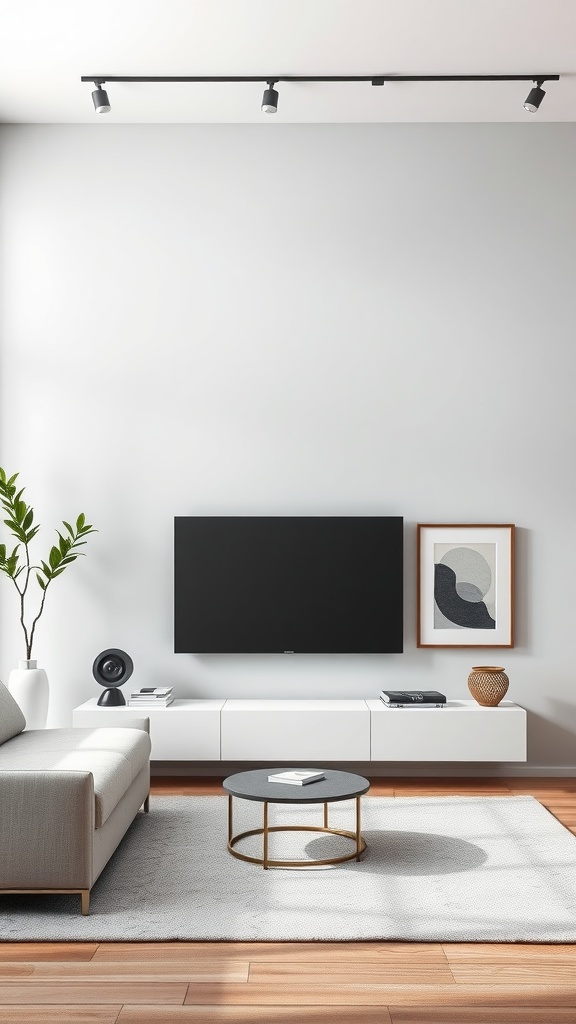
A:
[0, 680, 151, 914]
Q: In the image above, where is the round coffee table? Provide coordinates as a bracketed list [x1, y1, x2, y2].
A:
[222, 768, 370, 869]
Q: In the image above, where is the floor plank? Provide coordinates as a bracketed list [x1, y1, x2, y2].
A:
[449, 964, 576, 985]
[443, 943, 576, 962]
[150, 778, 225, 796]
[0, 1010, 121, 1024]
[183, 982, 576, 1006]
[248, 962, 455, 985]
[0, 963, 34, 977]
[507, 778, 576, 792]
[27, 961, 248, 983]
[92, 941, 447, 963]
[118, 1007, 392, 1023]
[0, 942, 99, 962]
[0, 982, 187, 1004]
[389, 1009, 576, 1024]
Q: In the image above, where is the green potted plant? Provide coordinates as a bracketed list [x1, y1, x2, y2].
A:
[0, 466, 96, 727]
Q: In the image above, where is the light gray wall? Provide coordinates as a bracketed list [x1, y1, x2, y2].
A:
[1, 123, 575, 770]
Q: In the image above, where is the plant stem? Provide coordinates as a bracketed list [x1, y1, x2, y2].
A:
[22, 538, 32, 656]
[14, 574, 31, 658]
[27, 581, 49, 660]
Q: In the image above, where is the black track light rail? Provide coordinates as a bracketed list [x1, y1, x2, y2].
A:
[82, 74, 559, 84]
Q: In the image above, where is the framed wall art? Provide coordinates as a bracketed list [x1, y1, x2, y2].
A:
[417, 524, 515, 648]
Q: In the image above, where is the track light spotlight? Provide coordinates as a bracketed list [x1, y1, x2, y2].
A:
[524, 80, 546, 113]
[92, 82, 111, 114]
[261, 81, 278, 114]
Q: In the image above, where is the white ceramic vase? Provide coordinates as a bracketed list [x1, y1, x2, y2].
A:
[8, 659, 49, 729]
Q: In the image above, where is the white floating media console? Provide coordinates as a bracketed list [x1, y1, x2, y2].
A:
[73, 697, 527, 763]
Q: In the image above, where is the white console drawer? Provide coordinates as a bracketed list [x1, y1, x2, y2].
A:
[73, 699, 225, 760]
[367, 699, 527, 762]
[221, 699, 370, 761]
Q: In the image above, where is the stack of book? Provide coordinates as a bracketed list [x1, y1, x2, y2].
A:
[380, 690, 447, 708]
[267, 770, 325, 786]
[128, 687, 174, 708]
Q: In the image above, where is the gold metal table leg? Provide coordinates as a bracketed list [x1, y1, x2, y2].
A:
[228, 794, 233, 844]
[323, 802, 328, 829]
[356, 795, 361, 861]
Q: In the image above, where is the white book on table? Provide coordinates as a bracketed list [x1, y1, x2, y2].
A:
[128, 698, 174, 707]
[130, 687, 173, 697]
[267, 770, 325, 785]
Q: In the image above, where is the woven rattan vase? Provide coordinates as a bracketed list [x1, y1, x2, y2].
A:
[468, 666, 509, 707]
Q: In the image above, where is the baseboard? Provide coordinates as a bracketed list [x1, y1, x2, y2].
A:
[151, 760, 576, 778]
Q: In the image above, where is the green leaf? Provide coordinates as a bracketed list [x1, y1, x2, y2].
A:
[15, 499, 27, 524]
[58, 533, 70, 557]
[36, 573, 46, 590]
[62, 520, 74, 537]
[25, 526, 40, 544]
[50, 567, 66, 578]
[0, 543, 5, 563]
[59, 555, 77, 565]
[41, 561, 51, 577]
[49, 546, 61, 570]
[76, 513, 85, 530]
[6, 473, 18, 487]
[0, 467, 5, 483]
[22, 508, 34, 531]
[4, 519, 20, 532]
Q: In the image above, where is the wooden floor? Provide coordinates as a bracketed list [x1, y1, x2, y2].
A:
[2, 776, 576, 1024]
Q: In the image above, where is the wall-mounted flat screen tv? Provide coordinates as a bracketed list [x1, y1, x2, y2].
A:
[174, 515, 403, 654]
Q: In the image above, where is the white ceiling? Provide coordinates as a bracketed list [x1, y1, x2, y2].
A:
[0, 0, 574, 123]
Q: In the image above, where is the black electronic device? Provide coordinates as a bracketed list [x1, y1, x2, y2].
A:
[174, 515, 403, 654]
[93, 648, 134, 706]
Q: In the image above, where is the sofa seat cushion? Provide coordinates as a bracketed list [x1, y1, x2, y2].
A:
[0, 727, 151, 827]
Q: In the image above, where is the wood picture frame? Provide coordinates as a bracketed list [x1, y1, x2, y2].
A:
[417, 523, 515, 648]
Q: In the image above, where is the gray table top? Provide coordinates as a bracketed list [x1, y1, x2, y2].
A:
[222, 768, 370, 804]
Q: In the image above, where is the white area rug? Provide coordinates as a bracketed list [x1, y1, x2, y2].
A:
[2, 795, 576, 942]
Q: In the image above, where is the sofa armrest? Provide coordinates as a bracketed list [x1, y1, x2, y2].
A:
[0, 770, 94, 888]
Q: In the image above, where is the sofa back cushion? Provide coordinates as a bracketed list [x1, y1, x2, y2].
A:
[0, 680, 26, 743]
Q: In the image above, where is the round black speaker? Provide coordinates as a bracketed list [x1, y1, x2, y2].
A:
[93, 649, 133, 706]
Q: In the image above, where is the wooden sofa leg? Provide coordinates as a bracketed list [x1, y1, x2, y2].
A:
[143, 793, 150, 813]
[81, 890, 90, 915]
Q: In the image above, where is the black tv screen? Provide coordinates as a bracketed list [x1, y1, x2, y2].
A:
[174, 516, 403, 654]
